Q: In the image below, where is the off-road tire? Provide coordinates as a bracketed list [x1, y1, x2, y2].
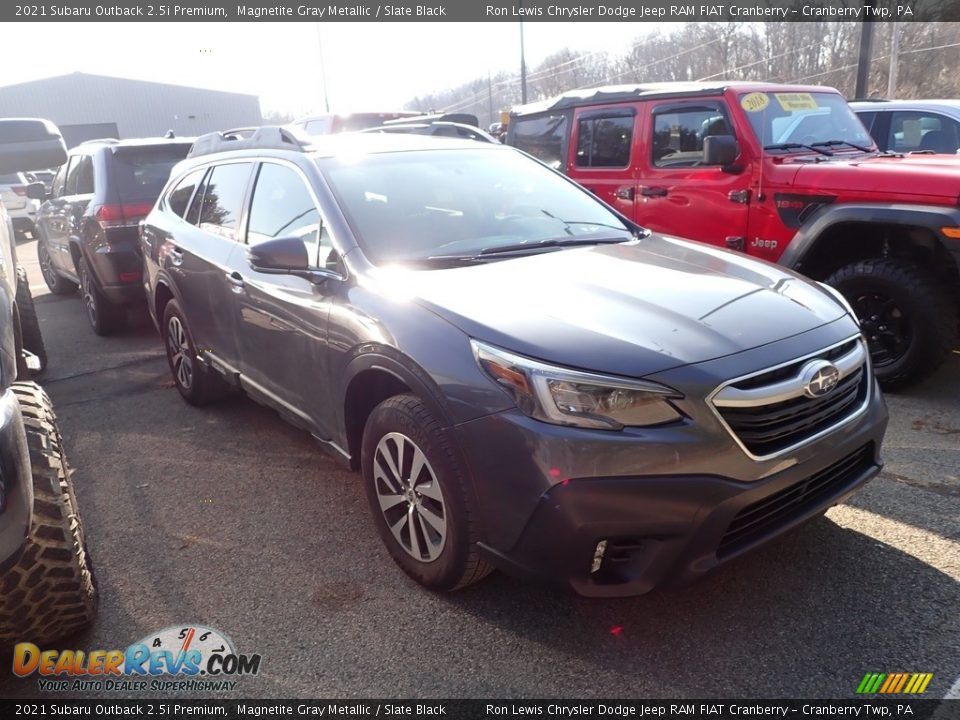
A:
[79, 257, 124, 336]
[37, 239, 78, 296]
[0, 382, 98, 644]
[361, 394, 493, 592]
[826, 259, 957, 389]
[15, 266, 48, 377]
[162, 299, 229, 406]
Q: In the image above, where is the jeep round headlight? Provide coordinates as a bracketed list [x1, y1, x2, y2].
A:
[472, 340, 683, 430]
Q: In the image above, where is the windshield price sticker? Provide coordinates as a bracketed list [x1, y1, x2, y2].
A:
[775, 93, 820, 111]
[740, 92, 769, 113]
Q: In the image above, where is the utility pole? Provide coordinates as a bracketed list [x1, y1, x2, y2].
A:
[315, 23, 331, 112]
[487, 73, 494, 126]
[887, 23, 900, 99]
[854, 13, 876, 99]
[519, 17, 528, 104]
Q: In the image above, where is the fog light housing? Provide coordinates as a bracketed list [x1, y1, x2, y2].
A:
[591, 540, 607, 574]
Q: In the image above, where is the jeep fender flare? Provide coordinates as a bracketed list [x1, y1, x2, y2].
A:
[780, 203, 960, 274]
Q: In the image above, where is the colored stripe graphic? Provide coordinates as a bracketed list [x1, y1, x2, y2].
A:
[857, 672, 932, 694]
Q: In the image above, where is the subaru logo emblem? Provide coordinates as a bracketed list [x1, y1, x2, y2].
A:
[801, 360, 841, 398]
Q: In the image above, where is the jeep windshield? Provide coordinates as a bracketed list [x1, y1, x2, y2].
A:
[317, 147, 635, 266]
[740, 91, 876, 155]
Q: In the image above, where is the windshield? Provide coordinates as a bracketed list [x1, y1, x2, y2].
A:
[317, 147, 633, 265]
[739, 91, 875, 151]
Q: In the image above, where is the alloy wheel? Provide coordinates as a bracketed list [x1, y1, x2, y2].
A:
[373, 432, 447, 562]
[166, 315, 193, 391]
[80, 263, 98, 328]
[38, 244, 58, 288]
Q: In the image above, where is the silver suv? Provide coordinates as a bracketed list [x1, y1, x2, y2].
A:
[141, 128, 889, 597]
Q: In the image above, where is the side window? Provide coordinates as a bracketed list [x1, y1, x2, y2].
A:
[194, 163, 253, 239]
[51, 163, 68, 197]
[167, 168, 206, 219]
[575, 112, 633, 168]
[856, 111, 877, 134]
[64, 155, 93, 195]
[304, 118, 332, 135]
[652, 107, 732, 168]
[887, 111, 960, 154]
[511, 114, 568, 170]
[247, 163, 324, 262]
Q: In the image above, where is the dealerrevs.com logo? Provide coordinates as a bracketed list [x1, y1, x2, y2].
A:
[13, 625, 261, 692]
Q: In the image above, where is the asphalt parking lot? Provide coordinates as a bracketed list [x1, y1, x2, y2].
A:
[1, 236, 958, 700]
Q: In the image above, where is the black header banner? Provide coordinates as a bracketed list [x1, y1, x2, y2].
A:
[4, 0, 960, 22]
[1, 699, 960, 719]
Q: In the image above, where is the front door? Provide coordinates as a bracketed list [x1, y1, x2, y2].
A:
[633, 99, 752, 252]
[36, 153, 94, 279]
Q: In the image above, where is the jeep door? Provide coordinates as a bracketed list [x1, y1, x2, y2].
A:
[167, 161, 254, 370]
[566, 104, 640, 219]
[227, 160, 338, 439]
[632, 99, 751, 251]
[36, 153, 95, 279]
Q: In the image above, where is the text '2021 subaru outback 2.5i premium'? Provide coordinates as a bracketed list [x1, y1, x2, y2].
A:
[141, 129, 888, 597]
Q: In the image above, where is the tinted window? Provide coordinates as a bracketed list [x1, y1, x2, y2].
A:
[855, 111, 877, 134]
[167, 168, 206, 219]
[247, 163, 321, 254]
[887, 111, 960, 154]
[318, 148, 631, 266]
[652, 109, 732, 168]
[575, 114, 633, 168]
[111, 145, 191, 202]
[511, 114, 567, 170]
[193, 163, 253, 238]
[65, 155, 94, 195]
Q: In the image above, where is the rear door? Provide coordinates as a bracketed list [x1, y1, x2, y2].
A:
[172, 161, 255, 370]
[36, 153, 95, 278]
[567, 105, 639, 219]
[633, 99, 751, 251]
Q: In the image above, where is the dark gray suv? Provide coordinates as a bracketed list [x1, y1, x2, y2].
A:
[141, 129, 888, 597]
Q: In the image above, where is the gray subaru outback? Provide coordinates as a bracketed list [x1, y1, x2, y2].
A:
[141, 128, 888, 597]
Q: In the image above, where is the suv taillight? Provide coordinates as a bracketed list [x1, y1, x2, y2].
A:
[93, 202, 154, 228]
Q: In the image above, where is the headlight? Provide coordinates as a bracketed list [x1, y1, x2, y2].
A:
[817, 281, 859, 322]
[472, 340, 683, 430]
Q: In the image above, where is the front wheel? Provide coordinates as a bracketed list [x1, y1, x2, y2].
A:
[361, 394, 492, 592]
[826, 259, 957, 389]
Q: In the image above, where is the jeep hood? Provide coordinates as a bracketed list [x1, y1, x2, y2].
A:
[368, 235, 848, 377]
[789, 153, 960, 202]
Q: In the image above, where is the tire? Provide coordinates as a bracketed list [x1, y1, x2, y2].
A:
[826, 259, 958, 389]
[15, 266, 48, 377]
[162, 299, 228, 406]
[361, 394, 493, 592]
[37, 239, 78, 296]
[79, 256, 124, 336]
[0, 382, 98, 644]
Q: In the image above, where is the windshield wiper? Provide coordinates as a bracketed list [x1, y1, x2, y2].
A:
[763, 142, 833, 157]
[478, 236, 631, 257]
[810, 139, 873, 153]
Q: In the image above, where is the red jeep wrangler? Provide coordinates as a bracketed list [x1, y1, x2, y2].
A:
[507, 82, 960, 388]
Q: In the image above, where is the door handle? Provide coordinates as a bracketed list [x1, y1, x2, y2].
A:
[226, 271, 245, 292]
[640, 186, 668, 198]
[168, 246, 183, 266]
[615, 186, 636, 201]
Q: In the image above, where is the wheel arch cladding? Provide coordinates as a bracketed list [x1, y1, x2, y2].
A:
[154, 281, 175, 325]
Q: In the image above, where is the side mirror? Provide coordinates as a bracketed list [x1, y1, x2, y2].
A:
[25, 181, 46, 200]
[248, 236, 309, 272]
[0, 119, 67, 174]
[703, 135, 739, 166]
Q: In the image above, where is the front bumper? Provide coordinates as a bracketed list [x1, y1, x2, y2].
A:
[0, 388, 32, 572]
[457, 371, 888, 598]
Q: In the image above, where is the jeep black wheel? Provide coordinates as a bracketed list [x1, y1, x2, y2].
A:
[826, 259, 957, 389]
[162, 299, 228, 406]
[79, 257, 123, 336]
[0, 382, 98, 644]
[15, 267, 47, 377]
[361, 394, 493, 592]
[37, 240, 77, 296]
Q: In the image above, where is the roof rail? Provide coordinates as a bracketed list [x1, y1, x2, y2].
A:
[78, 137, 120, 145]
[188, 126, 313, 158]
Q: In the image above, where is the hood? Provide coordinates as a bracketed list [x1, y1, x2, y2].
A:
[366, 235, 848, 378]
[788, 153, 960, 202]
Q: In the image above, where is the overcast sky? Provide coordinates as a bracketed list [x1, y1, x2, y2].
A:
[3, 22, 685, 116]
